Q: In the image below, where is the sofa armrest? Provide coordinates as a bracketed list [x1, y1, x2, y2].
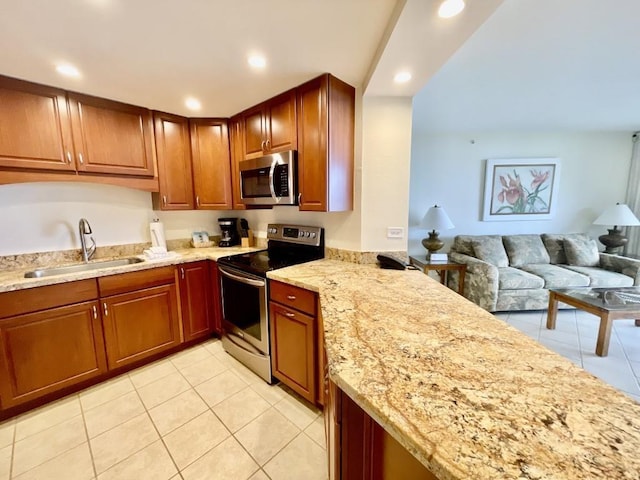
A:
[599, 253, 640, 285]
[449, 252, 499, 311]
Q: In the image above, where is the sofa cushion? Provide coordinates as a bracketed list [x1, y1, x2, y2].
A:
[472, 237, 509, 267]
[503, 235, 550, 267]
[561, 266, 634, 288]
[498, 267, 545, 290]
[519, 264, 590, 288]
[541, 233, 592, 264]
[564, 237, 599, 267]
[453, 235, 503, 257]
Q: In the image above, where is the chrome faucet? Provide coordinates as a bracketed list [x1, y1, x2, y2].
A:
[79, 218, 96, 263]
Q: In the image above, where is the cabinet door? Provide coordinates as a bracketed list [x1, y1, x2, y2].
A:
[0, 76, 75, 172]
[265, 90, 297, 153]
[190, 119, 232, 209]
[102, 284, 180, 370]
[179, 261, 213, 342]
[269, 302, 316, 402]
[242, 105, 266, 160]
[229, 115, 246, 210]
[154, 112, 194, 210]
[210, 262, 223, 335]
[297, 74, 354, 212]
[68, 93, 155, 177]
[0, 301, 107, 408]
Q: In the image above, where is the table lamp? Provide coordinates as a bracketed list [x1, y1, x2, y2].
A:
[421, 205, 454, 258]
[593, 203, 640, 254]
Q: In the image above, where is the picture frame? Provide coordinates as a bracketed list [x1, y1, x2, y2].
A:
[482, 158, 561, 221]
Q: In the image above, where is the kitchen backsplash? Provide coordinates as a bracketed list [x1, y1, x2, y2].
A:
[0, 238, 403, 271]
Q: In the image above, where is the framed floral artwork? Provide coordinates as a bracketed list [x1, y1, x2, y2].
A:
[482, 158, 561, 221]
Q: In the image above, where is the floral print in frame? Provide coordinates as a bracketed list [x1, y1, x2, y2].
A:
[482, 157, 561, 221]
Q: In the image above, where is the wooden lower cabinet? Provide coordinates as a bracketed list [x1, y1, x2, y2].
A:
[179, 261, 214, 342]
[0, 301, 107, 409]
[329, 382, 437, 480]
[101, 283, 181, 370]
[269, 280, 323, 405]
[210, 262, 223, 335]
[269, 302, 316, 402]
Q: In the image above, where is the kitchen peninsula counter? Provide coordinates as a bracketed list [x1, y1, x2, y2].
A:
[267, 259, 640, 480]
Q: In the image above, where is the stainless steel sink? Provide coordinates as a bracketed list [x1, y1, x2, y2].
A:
[24, 257, 144, 278]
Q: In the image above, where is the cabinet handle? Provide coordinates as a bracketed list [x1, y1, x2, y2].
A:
[78, 153, 84, 164]
[261, 140, 265, 151]
[284, 312, 295, 318]
[92, 305, 97, 319]
[265, 139, 271, 150]
[298, 193, 302, 204]
[103, 302, 108, 316]
[162, 195, 167, 206]
[196, 196, 200, 207]
[181, 267, 185, 280]
[287, 295, 296, 300]
[66, 151, 72, 164]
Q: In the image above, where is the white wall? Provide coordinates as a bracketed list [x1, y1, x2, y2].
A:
[360, 96, 413, 252]
[408, 131, 633, 257]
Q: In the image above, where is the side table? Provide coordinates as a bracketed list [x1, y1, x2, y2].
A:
[409, 256, 466, 295]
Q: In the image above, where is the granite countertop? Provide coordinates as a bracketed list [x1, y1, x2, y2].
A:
[267, 259, 640, 480]
[0, 246, 263, 293]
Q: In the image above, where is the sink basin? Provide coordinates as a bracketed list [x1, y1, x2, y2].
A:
[24, 257, 144, 278]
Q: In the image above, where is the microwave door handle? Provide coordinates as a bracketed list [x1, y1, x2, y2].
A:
[268, 158, 278, 200]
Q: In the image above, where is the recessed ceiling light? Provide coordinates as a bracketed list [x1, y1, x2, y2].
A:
[394, 71, 412, 84]
[55, 63, 81, 78]
[185, 97, 202, 111]
[438, 0, 465, 18]
[248, 55, 267, 69]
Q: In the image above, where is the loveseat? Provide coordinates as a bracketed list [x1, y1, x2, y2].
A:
[448, 233, 640, 312]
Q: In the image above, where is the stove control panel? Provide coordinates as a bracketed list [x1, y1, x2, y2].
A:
[266, 224, 323, 247]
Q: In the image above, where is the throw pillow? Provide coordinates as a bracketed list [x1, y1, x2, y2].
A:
[471, 237, 509, 267]
[541, 233, 591, 264]
[503, 235, 551, 267]
[564, 237, 600, 267]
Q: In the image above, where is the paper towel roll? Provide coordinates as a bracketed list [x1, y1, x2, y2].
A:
[150, 220, 167, 249]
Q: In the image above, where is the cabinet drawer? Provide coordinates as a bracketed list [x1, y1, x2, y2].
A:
[0, 279, 98, 319]
[98, 266, 176, 297]
[269, 281, 316, 315]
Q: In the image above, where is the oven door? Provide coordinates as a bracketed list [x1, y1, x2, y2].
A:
[218, 265, 269, 354]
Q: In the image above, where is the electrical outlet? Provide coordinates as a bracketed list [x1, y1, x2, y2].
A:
[387, 227, 404, 239]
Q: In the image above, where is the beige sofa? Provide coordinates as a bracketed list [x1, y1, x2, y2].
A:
[448, 233, 640, 312]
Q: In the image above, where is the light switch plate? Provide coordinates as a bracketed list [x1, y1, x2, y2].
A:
[387, 227, 404, 239]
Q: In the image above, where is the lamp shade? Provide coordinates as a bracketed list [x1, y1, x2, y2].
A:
[593, 204, 640, 227]
[421, 205, 454, 231]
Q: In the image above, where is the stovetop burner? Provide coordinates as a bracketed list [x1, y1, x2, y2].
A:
[217, 224, 324, 277]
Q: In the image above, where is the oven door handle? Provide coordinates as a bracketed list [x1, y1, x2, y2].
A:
[219, 266, 265, 287]
[268, 157, 278, 201]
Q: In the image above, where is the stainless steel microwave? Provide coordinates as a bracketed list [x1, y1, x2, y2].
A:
[239, 150, 297, 206]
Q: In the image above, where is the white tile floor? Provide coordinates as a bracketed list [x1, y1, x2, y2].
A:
[0, 339, 326, 480]
[496, 309, 640, 402]
[2, 310, 639, 480]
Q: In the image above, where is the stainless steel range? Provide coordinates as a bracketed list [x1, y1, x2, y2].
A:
[217, 224, 324, 383]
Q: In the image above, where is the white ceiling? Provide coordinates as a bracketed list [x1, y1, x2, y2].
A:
[413, 0, 640, 133]
[4, 0, 631, 132]
[0, 0, 504, 118]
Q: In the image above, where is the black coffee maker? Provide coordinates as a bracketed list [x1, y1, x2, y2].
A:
[218, 217, 240, 247]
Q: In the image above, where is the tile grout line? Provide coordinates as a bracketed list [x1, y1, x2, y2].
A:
[78, 393, 99, 480]
[8, 419, 15, 480]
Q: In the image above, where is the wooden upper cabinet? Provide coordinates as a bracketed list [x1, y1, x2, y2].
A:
[68, 93, 155, 177]
[297, 74, 354, 212]
[241, 89, 296, 160]
[0, 76, 75, 172]
[153, 112, 194, 210]
[190, 118, 233, 209]
[229, 115, 246, 210]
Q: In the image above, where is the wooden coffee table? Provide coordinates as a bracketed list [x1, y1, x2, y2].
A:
[547, 287, 640, 357]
